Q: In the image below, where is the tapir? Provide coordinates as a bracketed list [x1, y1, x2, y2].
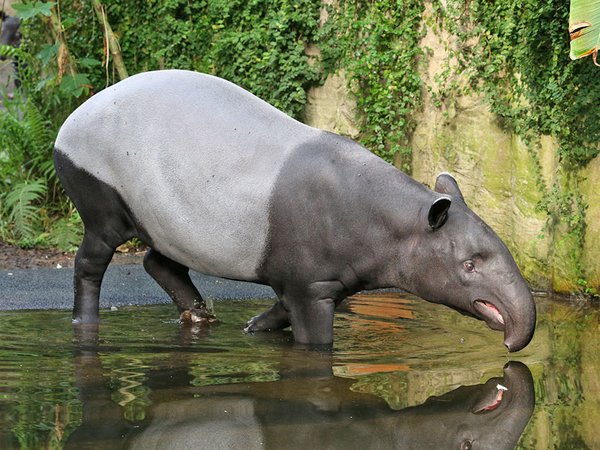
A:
[54, 70, 536, 351]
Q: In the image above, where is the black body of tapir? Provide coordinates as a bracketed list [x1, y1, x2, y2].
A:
[54, 70, 536, 351]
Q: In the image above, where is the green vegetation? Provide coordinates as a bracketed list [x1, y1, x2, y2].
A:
[569, 0, 600, 62]
[319, 0, 425, 168]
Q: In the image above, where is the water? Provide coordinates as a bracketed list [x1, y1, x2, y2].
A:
[0, 293, 598, 449]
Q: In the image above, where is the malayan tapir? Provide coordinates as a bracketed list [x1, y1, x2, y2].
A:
[54, 70, 536, 351]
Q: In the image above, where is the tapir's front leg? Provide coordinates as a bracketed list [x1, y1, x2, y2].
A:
[285, 281, 346, 345]
[288, 297, 336, 345]
[245, 281, 345, 344]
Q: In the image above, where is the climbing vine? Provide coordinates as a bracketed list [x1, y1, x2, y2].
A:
[22, 0, 324, 119]
[319, 0, 425, 167]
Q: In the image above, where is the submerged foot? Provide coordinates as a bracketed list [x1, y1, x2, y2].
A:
[244, 313, 290, 333]
[180, 307, 217, 325]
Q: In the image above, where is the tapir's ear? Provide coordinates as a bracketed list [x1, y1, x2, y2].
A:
[428, 196, 451, 231]
[434, 172, 465, 202]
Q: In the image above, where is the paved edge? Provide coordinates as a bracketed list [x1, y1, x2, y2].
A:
[0, 263, 277, 311]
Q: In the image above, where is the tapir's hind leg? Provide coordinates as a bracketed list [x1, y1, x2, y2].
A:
[143, 249, 216, 324]
[73, 232, 119, 324]
[54, 149, 135, 324]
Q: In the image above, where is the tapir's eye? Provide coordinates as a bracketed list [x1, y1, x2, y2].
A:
[463, 260, 475, 273]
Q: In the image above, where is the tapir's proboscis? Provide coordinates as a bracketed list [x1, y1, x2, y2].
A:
[54, 70, 536, 351]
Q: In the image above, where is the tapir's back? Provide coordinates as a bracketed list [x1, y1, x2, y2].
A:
[55, 70, 317, 280]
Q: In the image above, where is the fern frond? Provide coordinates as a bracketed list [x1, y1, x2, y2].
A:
[0, 44, 19, 59]
[4, 178, 47, 240]
[23, 101, 53, 154]
[50, 213, 83, 252]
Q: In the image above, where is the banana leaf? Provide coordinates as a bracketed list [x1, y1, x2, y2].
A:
[570, 0, 600, 64]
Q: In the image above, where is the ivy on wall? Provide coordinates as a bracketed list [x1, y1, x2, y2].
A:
[439, 0, 600, 168]
[319, 0, 425, 167]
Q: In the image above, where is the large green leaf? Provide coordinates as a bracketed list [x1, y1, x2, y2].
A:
[11, 2, 55, 20]
[569, 0, 600, 63]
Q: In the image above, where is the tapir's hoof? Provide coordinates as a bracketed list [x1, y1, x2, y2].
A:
[244, 315, 262, 333]
[244, 313, 289, 333]
[180, 308, 217, 325]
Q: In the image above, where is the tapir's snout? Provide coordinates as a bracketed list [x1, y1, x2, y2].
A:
[474, 284, 535, 352]
[503, 282, 536, 352]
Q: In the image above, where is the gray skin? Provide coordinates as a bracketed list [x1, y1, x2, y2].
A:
[54, 70, 536, 351]
[66, 336, 535, 450]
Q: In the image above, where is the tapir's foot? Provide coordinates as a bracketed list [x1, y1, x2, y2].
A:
[244, 302, 290, 333]
[179, 308, 217, 325]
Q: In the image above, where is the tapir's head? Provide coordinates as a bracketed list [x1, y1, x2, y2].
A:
[404, 173, 536, 352]
[399, 361, 535, 449]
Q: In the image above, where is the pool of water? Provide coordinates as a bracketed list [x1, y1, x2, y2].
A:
[0, 292, 598, 449]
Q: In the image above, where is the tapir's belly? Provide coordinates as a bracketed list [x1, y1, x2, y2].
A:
[55, 71, 316, 280]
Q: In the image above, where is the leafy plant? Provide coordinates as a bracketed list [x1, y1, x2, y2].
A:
[3, 178, 47, 241]
[319, 0, 425, 168]
[49, 209, 82, 252]
[569, 0, 600, 63]
[11, 1, 55, 20]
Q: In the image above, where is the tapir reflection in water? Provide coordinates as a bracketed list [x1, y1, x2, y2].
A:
[54, 70, 536, 350]
[67, 352, 535, 450]
[132, 363, 535, 450]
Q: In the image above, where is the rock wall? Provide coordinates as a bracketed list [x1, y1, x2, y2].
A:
[303, 3, 600, 293]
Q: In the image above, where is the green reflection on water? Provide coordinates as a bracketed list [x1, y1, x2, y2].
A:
[0, 294, 598, 449]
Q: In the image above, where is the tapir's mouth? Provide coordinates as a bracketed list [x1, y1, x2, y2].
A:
[473, 383, 507, 414]
[473, 300, 505, 331]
